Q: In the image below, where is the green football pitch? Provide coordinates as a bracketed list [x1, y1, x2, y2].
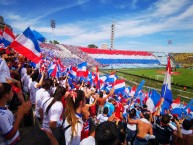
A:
[118, 68, 193, 87]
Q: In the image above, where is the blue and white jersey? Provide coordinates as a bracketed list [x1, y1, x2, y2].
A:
[0, 107, 20, 145]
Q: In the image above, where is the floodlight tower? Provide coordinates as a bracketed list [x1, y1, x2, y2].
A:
[51, 19, 56, 43]
[110, 20, 115, 50]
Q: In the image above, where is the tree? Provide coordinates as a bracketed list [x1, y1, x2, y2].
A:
[88, 44, 98, 48]
[53, 40, 59, 44]
[49, 40, 53, 44]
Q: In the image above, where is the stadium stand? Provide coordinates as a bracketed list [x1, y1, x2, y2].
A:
[62, 44, 101, 67]
[170, 53, 193, 67]
[79, 47, 161, 69]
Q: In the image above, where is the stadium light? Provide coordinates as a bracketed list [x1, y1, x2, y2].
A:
[50, 19, 56, 43]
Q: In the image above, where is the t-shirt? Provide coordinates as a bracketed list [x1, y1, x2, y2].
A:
[41, 98, 63, 131]
[153, 116, 174, 144]
[0, 58, 11, 83]
[35, 88, 50, 118]
[97, 114, 108, 124]
[64, 114, 83, 145]
[22, 74, 30, 93]
[79, 136, 95, 145]
[104, 102, 114, 117]
[115, 102, 124, 120]
[0, 107, 20, 145]
[29, 81, 38, 105]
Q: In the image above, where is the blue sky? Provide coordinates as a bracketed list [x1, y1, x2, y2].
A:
[0, 0, 193, 53]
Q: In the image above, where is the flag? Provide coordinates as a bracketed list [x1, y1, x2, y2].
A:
[105, 72, 117, 83]
[77, 62, 88, 77]
[3, 26, 15, 47]
[171, 97, 180, 109]
[113, 79, 125, 94]
[0, 29, 3, 44]
[161, 57, 172, 111]
[129, 85, 136, 97]
[146, 89, 161, 113]
[32, 30, 45, 44]
[134, 80, 145, 98]
[50, 64, 59, 78]
[10, 27, 42, 63]
[69, 66, 77, 78]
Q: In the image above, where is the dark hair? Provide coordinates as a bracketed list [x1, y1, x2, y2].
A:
[46, 86, 66, 115]
[143, 104, 147, 108]
[161, 114, 171, 124]
[144, 113, 150, 120]
[42, 79, 52, 91]
[103, 107, 109, 115]
[89, 119, 96, 135]
[99, 91, 103, 98]
[17, 129, 51, 145]
[182, 119, 192, 130]
[31, 69, 39, 82]
[95, 121, 118, 145]
[129, 108, 136, 118]
[0, 83, 12, 99]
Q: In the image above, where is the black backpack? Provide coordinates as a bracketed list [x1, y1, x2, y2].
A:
[51, 119, 71, 145]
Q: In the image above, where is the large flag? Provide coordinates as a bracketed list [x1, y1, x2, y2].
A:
[77, 62, 88, 77]
[161, 57, 173, 111]
[10, 27, 42, 63]
[32, 30, 45, 44]
[3, 26, 15, 47]
[146, 89, 161, 113]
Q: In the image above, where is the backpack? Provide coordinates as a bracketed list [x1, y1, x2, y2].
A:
[51, 119, 71, 145]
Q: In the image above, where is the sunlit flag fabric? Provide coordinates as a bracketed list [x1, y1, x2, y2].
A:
[0, 29, 3, 44]
[10, 27, 42, 64]
[113, 79, 125, 94]
[3, 26, 15, 47]
[77, 62, 88, 77]
[171, 97, 180, 109]
[161, 57, 173, 111]
[134, 80, 145, 98]
[105, 72, 117, 83]
[146, 89, 161, 113]
[32, 30, 45, 44]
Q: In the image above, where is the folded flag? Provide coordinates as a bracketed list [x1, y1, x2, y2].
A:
[10, 27, 42, 63]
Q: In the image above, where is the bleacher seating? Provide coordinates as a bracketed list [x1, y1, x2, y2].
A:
[170, 53, 193, 66]
[79, 47, 161, 68]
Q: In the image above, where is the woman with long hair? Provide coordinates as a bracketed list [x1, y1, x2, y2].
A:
[41, 86, 66, 131]
[64, 90, 85, 145]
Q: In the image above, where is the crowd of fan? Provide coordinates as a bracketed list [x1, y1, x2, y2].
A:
[1, 47, 193, 145]
[172, 53, 193, 65]
[62, 44, 101, 67]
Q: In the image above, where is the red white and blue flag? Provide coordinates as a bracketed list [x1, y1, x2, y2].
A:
[113, 79, 125, 94]
[10, 27, 42, 63]
[146, 89, 161, 113]
[161, 56, 173, 111]
[77, 62, 88, 78]
[3, 26, 15, 47]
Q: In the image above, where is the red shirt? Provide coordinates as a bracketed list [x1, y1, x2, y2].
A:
[115, 103, 124, 120]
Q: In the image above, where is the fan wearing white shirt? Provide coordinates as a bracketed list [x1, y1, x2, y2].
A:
[97, 107, 109, 124]
[29, 70, 44, 105]
[41, 86, 66, 132]
[0, 83, 32, 145]
[0, 51, 25, 103]
[35, 79, 52, 119]
[64, 90, 85, 145]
